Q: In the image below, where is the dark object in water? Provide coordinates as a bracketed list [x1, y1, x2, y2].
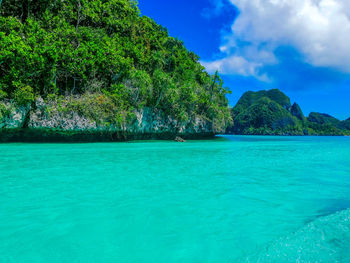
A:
[175, 136, 186, 142]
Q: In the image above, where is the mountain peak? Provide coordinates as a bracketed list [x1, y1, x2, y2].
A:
[291, 103, 305, 121]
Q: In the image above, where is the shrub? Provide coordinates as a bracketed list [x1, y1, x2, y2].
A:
[13, 84, 35, 106]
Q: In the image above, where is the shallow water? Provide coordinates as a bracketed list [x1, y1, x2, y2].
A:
[0, 136, 350, 262]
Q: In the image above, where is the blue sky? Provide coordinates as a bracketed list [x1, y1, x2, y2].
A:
[138, 0, 350, 120]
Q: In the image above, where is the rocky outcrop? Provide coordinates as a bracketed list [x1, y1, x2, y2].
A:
[174, 136, 186, 142]
[0, 96, 216, 142]
[28, 98, 98, 131]
[0, 101, 30, 129]
[291, 103, 305, 121]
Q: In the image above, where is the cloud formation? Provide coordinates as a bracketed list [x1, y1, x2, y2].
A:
[203, 0, 350, 78]
[201, 55, 271, 81]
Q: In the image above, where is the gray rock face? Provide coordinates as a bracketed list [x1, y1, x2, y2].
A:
[0, 96, 215, 141]
[128, 107, 213, 135]
[174, 136, 186, 142]
[28, 97, 98, 131]
[0, 101, 30, 129]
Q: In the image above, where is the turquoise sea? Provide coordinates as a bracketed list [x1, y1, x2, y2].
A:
[1, 136, 350, 262]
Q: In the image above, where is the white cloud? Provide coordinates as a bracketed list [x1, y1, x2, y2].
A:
[201, 55, 271, 81]
[204, 0, 350, 78]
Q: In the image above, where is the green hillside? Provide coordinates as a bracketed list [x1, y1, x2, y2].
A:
[227, 89, 350, 136]
[232, 89, 291, 115]
[0, 0, 231, 139]
[308, 112, 341, 126]
[339, 118, 350, 130]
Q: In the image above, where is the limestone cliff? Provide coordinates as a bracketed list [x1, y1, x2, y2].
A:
[0, 96, 216, 142]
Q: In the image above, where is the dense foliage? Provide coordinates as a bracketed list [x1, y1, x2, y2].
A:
[227, 89, 350, 136]
[339, 118, 350, 130]
[0, 0, 231, 131]
[308, 112, 340, 127]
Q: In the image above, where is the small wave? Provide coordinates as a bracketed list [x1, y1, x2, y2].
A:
[244, 209, 350, 263]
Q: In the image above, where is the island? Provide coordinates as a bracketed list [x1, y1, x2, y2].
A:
[0, 0, 231, 142]
[226, 89, 350, 136]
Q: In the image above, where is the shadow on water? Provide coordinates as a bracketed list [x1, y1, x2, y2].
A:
[317, 199, 350, 218]
[302, 199, 350, 226]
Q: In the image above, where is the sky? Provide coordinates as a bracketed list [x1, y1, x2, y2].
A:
[138, 0, 350, 120]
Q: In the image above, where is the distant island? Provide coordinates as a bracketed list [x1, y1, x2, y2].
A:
[226, 89, 350, 136]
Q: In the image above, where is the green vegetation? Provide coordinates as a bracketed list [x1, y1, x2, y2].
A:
[290, 103, 305, 121]
[0, 0, 231, 131]
[0, 102, 8, 120]
[227, 89, 350, 136]
[232, 89, 291, 116]
[307, 113, 350, 135]
[13, 83, 35, 106]
[308, 112, 340, 126]
[339, 118, 350, 130]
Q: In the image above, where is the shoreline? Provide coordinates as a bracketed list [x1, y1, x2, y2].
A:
[0, 128, 216, 143]
[0, 131, 348, 143]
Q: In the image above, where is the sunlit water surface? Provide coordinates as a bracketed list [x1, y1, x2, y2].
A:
[1, 136, 350, 262]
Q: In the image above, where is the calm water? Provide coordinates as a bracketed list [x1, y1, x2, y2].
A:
[1, 136, 350, 262]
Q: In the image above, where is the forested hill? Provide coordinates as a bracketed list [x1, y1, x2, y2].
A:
[0, 0, 232, 141]
[226, 89, 350, 136]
